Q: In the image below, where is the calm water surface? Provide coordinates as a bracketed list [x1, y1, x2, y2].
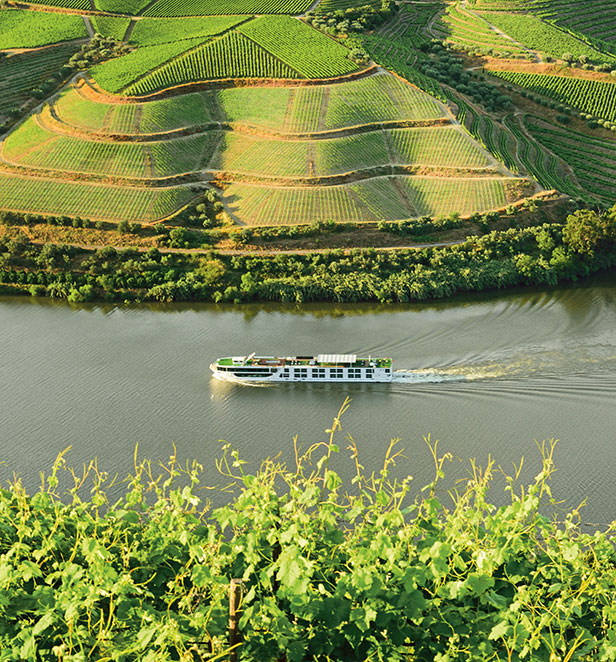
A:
[1, 274, 616, 521]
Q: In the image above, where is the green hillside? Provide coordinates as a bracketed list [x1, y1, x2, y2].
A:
[1, 0, 615, 230]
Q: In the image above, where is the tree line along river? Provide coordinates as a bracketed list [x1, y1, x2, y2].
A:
[1, 272, 616, 523]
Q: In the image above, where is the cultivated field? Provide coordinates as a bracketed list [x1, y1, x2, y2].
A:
[2, 0, 612, 228]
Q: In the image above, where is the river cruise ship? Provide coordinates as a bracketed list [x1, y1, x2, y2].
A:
[210, 354, 393, 383]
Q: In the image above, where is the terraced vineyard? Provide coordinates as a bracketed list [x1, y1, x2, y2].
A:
[491, 70, 616, 122]
[90, 38, 206, 94]
[433, 4, 527, 57]
[475, 11, 615, 63]
[524, 0, 616, 48]
[0, 44, 80, 122]
[126, 32, 301, 95]
[142, 0, 314, 16]
[501, 113, 581, 198]
[2, 117, 221, 179]
[1, 62, 527, 223]
[238, 16, 359, 79]
[5, 0, 594, 228]
[222, 176, 517, 225]
[523, 116, 616, 204]
[53, 73, 449, 136]
[30, 0, 91, 9]
[0, 10, 87, 49]
[129, 16, 245, 47]
[90, 17, 132, 41]
[0, 173, 194, 221]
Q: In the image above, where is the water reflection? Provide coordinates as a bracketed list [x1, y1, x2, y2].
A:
[1, 271, 616, 521]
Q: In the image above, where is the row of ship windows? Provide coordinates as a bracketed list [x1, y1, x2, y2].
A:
[219, 367, 391, 376]
[281, 368, 387, 378]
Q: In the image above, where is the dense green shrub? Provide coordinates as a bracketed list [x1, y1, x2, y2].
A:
[1, 402, 616, 660]
[1, 206, 615, 304]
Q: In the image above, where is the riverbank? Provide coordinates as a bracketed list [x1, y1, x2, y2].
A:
[0, 204, 615, 303]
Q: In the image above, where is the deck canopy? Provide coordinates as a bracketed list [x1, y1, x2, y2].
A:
[318, 354, 357, 365]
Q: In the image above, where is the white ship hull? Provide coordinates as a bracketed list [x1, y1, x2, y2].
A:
[209, 362, 393, 384]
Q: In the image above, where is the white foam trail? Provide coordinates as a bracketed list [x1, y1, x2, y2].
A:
[393, 370, 466, 384]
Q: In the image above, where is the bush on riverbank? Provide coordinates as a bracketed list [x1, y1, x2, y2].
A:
[1, 401, 615, 661]
[0, 206, 615, 304]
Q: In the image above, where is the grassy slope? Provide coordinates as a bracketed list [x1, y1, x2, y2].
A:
[0, 10, 87, 49]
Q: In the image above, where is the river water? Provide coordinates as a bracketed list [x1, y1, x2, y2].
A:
[1, 274, 616, 523]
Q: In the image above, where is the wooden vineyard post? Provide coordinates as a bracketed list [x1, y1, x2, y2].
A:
[229, 578, 243, 662]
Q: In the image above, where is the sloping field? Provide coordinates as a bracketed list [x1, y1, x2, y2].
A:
[28, 0, 91, 9]
[0, 44, 79, 122]
[477, 12, 615, 63]
[95, 0, 152, 13]
[210, 127, 492, 177]
[54, 73, 448, 135]
[89, 18, 360, 96]
[432, 5, 527, 57]
[125, 32, 301, 95]
[491, 70, 616, 122]
[0, 5, 536, 226]
[129, 16, 245, 47]
[315, 0, 380, 11]
[90, 38, 205, 94]
[0, 10, 87, 49]
[501, 113, 581, 199]
[2, 117, 221, 178]
[53, 87, 214, 133]
[0, 174, 195, 221]
[222, 177, 515, 225]
[142, 0, 313, 16]
[531, 0, 616, 47]
[237, 16, 359, 79]
[90, 17, 132, 41]
[524, 116, 616, 205]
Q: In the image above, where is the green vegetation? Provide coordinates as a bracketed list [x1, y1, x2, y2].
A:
[524, 115, 616, 205]
[7, 422, 616, 660]
[492, 70, 616, 123]
[0, 174, 194, 222]
[209, 127, 492, 178]
[501, 113, 581, 198]
[308, 1, 395, 34]
[323, 73, 447, 127]
[359, 37, 448, 103]
[90, 38, 204, 94]
[1, 204, 615, 303]
[0, 44, 79, 127]
[532, 0, 616, 48]
[238, 16, 360, 79]
[90, 16, 132, 41]
[2, 0, 614, 237]
[129, 16, 245, 47]
[474, 0, 616, 50]
[0, 10, 87, 50]
[3, 119, 221, 178]
[53, 88, 214, 133]
[28, 0, 91, 9]
[479, 12, 615, 63]
[222, 177, 514, 225]
[126, 31, 300, 94]
[315, 0, 381, 11]
[142, 0, 313, 17]
[433, 4, 527, 58]
[94, 0, 152, 14]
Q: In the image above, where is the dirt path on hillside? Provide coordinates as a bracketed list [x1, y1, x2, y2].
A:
[460, 0, 541, 62]
[83, 15, 95, 38]
[27, 238, 464, 256]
